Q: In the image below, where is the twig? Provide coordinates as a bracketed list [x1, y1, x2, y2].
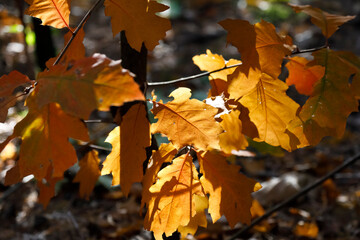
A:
[291, 45, 327, 55]
[229, 151, 360, 240]
[83, 119, 115, 123]
[53, 0, 103, 66]
[146, 63, 242, 87]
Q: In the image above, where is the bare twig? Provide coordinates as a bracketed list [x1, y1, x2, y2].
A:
[53, 0, 103, 66]
[291, 45, 327, 55]
[146, 63, 242, 87]
[229, 151, 360, 240]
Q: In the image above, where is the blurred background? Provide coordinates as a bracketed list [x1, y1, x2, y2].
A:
[0, 0, 360, 239]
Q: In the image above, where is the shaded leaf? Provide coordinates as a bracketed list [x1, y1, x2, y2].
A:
[197, 150, 259, 227]
[63, 27, 86, 62]
[25, 0, 71, 29]
[290, 4, 355, 39]
[144, 152, 203, 239]
[35, 54, 144, 119]
[104, 0, 171, 51]
[151, 87, 222, 151]
[0, 71, 33, 122]
[101, 102, 151, 196]
[37, 166, 63, 208]
[285, 56, 325, 95]
[73, 150, 101, 200]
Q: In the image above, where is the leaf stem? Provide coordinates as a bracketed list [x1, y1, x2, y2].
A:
[229, 151, 360, 239]
[146, 63, 243, 87]
[53, 0, 103, 66]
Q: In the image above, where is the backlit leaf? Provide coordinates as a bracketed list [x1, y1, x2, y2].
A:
[104, 0, 171, 51]
[73, 150, 101, 200]
[101, 102, 151, 196]
[35, 54, 144, 119]
[197, 150, 259, 227]
[151, 88, 222, 151]
[290, 4, 355, 39]
[63, 27, 86, 62]
[25, 0, 71, 29]
[286, 56, 325, 95]
[144, 152, 204, 239]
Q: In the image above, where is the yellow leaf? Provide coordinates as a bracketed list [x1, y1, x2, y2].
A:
[219, 110, 248, 154]
[285, 56, 325, 95]
[142, 143, 177, 209]
[290, 4, 355, 39]
[101, 102, 151, 196]
[104, 0, 171, 51]
[1, 93, 89, 180]
[151, 87, 222, 151]
[73, 150, 101, 200]
[197, 150, 259, 227]
[240, 74, 300, 151]
[144, 152, 204, 239]
[35, 54, 144, 119]
[25, 0, 71, 29]
[0, 71, 33, 122]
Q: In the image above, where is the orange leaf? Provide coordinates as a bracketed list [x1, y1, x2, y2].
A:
[73, 150, 101, 200]
[290, 4, 355, 39]
[35, 54, 144, 119]
[240, 73, 300, 151]
[142, 143, 177, 209]
[2, 93, 89, 180]
[192, 50, 241, 96]
[197, 150, 259, 227]
[288, 49, 359, 146]
[104, 0, 171, 51]
[294, 221, 319, 238]
[219, 110, 248, 154]
[151, 87, 222, 151]
[144, 152, 204, 239]
[63, 27, 86, 62]
[37, 166, 63, 208]
[101, 102, 151, 196]
[0, 71, 33, 122]
[25, 0, 71, 29]
[286, 56, 325, 95]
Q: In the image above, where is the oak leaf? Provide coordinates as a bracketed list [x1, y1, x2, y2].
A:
[144, 153, 204, 239]
[63, 27, 86, 62]
[73, 150, 101, 200]
[197, 150, 259, 227]
[25, 0, 71, 29]
[290, 4, 355, 39]
[0, 71, 33, 122]
[35, 54, 144, 119]
[104, 0, 171, 51]
[285, 56, 325, 95]
[151, 87, 222, 151]
[101, 102, 151, 196]
[1, 93, 89, 180]
[37, 166, 63, 208]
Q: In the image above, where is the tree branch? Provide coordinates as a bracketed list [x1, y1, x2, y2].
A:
[229, 151, 360, 239]
[291, 45, 327, 55]
[146, 63, 243, 87]
[53, 0, 103, 66]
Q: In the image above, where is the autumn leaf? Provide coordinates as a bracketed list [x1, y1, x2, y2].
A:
[63, 27, 86, 62]
[151, 87, 222, 151]
[192, 50, 241, 96]
[290, 4, 355, 39]
[288, 49, 359, 146]
[101, 102, 151, 196]
[144, 152, 204, 239]
[73, 150, 101, 200]
[25, 0, 71, 29]
[1, 93, 89, 180]
[0, 71, 33, 122]
[35, 54, 144, 119]
[104, 0, 171, 51]
[197, 150, 259, 227]
[219, 110, 248, 154]
[239, 73, 300, 151]
[142, 143, 177, 209]
[285, 56, 325, 95]
[37, 166, 63, 208]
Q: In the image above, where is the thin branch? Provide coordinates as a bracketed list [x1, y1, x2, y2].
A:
[291, 45, 327, 55]
[229, 151, 360, 240]
[146, 63, 243, 87]
[83, 119, 115, 123]
[53, 0, 103, 66]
